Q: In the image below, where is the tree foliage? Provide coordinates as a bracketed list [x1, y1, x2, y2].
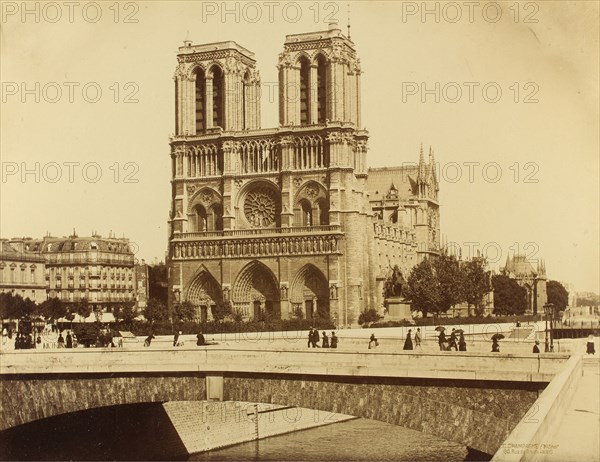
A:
[576, 293, 600, 307]
[75, 298, 92, 321]
[39, 297, 67, 322]
[546, 280, 569, 311]
[405, 258, 441, 317]
[211, 301, 232, 321]
[113, 302, 137, 324]
[173, 301, 196, 322]
[492, 275, 527, 315]
[358, 308, 382, 325]
[462, 258, 491, 315]
[432, 254, 464, 314]
[144, 298, 168, 323]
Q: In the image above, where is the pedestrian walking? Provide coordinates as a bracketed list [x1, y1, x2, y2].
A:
[312, 329, 320, 348]
[330, 331, 338, 349]
[307, 327, 315, 348]
[414, 328, 422, 350]
[458, 332, 467, 351]
[57, 333, 65, 348]
[173, 331, 181, 347]
[368, 333, 378, 349]
[144, 334, 155, 347]
[532, 340, 540, 354]
[586, 335, 595, 355]
[491, 338, 500, 352]
[66, 332, 73, 349]
[322, 332, 329, 348]
[438, 330, 446, 351]
[403, 329, 413, 350]
[449, 328, 458, 351]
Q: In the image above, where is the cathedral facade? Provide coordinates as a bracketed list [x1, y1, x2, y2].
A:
[167, 26, 440, 325]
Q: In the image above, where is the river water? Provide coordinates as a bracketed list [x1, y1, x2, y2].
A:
[190, 418, 469, 462]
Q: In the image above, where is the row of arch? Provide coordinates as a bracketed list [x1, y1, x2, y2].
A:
[188, 181, 330, 232]
[185, 261, 329, 321]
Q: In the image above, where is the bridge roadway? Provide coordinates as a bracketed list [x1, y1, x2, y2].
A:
[0, 348, 570, 456]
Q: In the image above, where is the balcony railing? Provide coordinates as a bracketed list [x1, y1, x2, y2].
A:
[173, 225, 342, 240]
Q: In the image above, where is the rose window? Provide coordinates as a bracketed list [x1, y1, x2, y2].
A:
[244, 188, 277, 228]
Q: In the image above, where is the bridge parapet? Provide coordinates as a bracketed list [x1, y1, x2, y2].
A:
[0, 348, 569, 383]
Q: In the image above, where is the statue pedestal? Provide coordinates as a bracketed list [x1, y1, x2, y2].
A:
[386, 298, 414, 324]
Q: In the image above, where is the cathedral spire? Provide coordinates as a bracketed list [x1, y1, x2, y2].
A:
[418, 143, 426, 180]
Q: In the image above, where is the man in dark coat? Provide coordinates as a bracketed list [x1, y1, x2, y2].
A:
[312, 329, 320, 347]
[438, 331, 446, 351]
[196, 331, 206, 346]
[330, 332, 338, 349]
[66, 332, 73, 348]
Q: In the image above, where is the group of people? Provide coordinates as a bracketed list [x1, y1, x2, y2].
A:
[307, 328, 338, 349]
[438, 328, 467, 351]
[56, 331, 76, 348]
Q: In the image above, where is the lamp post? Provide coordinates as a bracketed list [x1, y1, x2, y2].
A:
[544, 303, 554, 352]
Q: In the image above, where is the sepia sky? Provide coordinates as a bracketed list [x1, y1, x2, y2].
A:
[1, 1, 598, 293]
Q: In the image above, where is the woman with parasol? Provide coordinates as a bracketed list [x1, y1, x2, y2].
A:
[491, 333, 504, 352]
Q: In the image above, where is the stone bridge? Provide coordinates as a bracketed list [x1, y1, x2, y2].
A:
[0, 348, 569, 456]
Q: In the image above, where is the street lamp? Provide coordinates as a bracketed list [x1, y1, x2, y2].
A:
[544, 303, 554, 352]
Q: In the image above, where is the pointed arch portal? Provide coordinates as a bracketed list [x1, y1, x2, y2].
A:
[186, 269, 223, 322]
[233, 261, 280, 320]
[290, 264, 329, 323]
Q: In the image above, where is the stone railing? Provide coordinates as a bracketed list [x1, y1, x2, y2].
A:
[174, 224, 341, 240]
[490, 354, 583, 462]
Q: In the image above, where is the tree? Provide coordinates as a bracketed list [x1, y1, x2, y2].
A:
[75, 299, 92, 322]
[406, 258, 441, 317]
[358, 308, 381, 326]
[113, 303, 137, 325]
[39, 297, 67, 323]
[0, 293, 29, 320]
[547, 280, 569, 311]
[144, 298, 168, 323]
[383, 265, 407, 299]
[432, 253, 464, 314]
[173, 301, 196, 322]
[462, 258, 491, 316]
[211, 301, 232, 322]
[576, 293, 600, 307]
[492, 275, 528, 315]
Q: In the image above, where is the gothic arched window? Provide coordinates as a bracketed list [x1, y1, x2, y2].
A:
[212, 67, 224, 129]
[299, 57, 310, 125]
[316, 54, 328, 123]
[194, 205, 208, 232]
[194, 68, 206, 133]
[299, 199, 312, 226]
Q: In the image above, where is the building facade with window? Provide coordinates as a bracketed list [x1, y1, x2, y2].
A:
[0, 240, 46, 304]
[10, 235, 137, 313]
[167, 26, 441, 325]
